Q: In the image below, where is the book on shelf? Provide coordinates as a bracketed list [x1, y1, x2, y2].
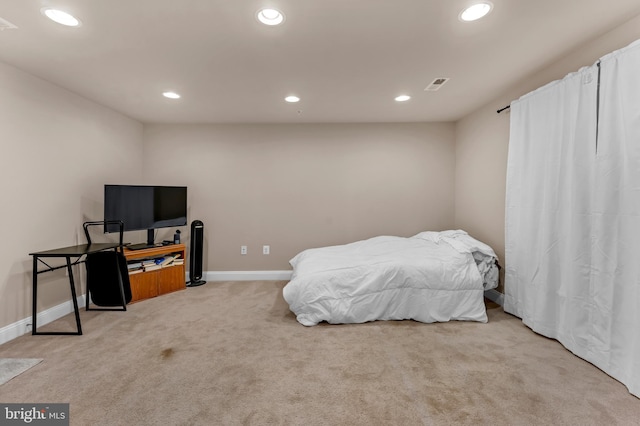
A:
[127, 253, 184, 273]
[160, 253, 182, 267]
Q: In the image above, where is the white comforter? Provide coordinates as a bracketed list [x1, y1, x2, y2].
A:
[283, 230, 499, 326]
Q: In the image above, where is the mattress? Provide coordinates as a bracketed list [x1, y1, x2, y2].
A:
[283, 230, 499, 326]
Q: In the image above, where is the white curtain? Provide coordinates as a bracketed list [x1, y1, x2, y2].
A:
[505, 39, 640, 397]
[590, 40, 640, 396]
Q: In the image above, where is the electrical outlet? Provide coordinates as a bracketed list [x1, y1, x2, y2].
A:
[263, 245, 270, 255]
[241, 245, 247, 255]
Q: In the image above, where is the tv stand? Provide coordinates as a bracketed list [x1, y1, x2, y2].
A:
[123, 244, 186, 303]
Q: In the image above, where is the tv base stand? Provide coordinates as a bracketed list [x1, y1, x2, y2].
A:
[127, 242, 158, 251]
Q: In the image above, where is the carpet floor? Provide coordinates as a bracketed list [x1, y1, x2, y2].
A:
[0, 281, 638, 425]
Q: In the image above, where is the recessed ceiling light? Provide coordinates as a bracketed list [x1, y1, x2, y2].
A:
[257, 8, 285, 26]
[459, 2, 493, 22]
[395, 95, 411, 102]
[162, 91, 181, 99]
[41, 8, 81, 27]
[285, 95, 300, 103]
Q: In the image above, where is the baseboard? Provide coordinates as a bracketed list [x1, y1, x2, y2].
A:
[484, 289, 504, 306]
[202, 270, 293, 282]
[0, 295, 86, 346]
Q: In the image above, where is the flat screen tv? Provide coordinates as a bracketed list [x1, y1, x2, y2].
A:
[104, 184, 187, 250]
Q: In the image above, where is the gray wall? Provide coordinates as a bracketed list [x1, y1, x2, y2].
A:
[143, 123, 456, 271]
[0, 62, 143, 330]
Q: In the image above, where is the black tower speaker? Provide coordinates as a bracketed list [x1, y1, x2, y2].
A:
[187, 220, 206, 287]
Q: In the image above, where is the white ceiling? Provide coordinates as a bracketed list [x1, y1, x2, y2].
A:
[1, 1, 640, 124]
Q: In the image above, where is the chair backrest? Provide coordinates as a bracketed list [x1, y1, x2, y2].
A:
[83, 220, 125, 251]
[85, 250, 132, 306]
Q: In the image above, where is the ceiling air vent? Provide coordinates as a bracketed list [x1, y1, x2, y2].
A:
[0, 16, 18, 31]
[424, 77, 450, 92]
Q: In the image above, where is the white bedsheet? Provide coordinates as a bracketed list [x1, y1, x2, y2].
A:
[283, 231, 499, 326]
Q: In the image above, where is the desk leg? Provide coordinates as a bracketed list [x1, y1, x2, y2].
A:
[31, 256, 38, 335]
[31, 256, 83, 336]
[66, 257, 83, 335]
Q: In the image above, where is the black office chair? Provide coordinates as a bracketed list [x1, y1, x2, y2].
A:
[83, 220, 132, 311]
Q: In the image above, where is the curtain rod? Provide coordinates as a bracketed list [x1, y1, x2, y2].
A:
[497, 105, 511, 114]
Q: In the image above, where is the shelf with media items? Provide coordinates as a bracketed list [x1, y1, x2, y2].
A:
[123, 244, 186, 303]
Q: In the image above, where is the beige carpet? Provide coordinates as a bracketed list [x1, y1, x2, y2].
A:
[0, 281, 638, 425]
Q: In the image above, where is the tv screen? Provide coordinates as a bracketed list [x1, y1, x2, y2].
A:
[104, 185, 187, 249]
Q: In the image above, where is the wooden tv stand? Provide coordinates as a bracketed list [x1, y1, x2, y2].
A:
[123, 244, 186, 303]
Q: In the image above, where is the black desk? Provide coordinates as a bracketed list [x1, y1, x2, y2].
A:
[29, 243, 123, 335]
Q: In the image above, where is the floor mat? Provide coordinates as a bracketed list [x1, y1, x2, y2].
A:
[0, 358, 42, 385]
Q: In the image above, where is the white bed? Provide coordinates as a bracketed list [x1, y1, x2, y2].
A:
[282, 230, 499, 326]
